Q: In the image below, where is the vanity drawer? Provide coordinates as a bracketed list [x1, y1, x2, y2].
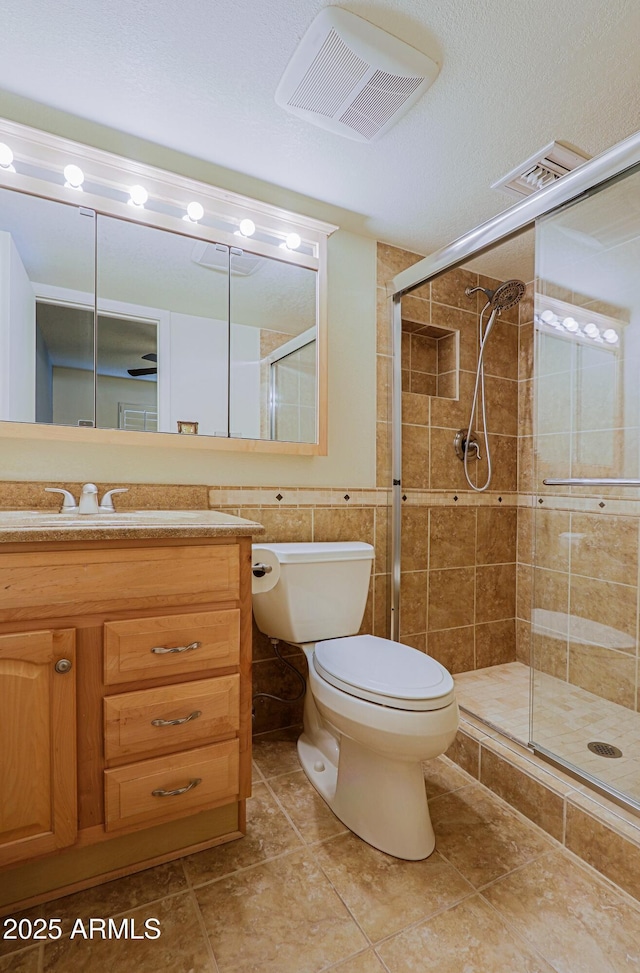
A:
[104, 675, 239, 761]
[104, 740, 239, 831]
[104, 609, 240, 684]
[0, 544, 239, 621]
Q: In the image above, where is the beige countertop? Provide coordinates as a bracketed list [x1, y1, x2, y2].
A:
[0, 509, 265, 543]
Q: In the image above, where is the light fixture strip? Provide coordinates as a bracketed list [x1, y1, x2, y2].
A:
[0, 116, 337, 262]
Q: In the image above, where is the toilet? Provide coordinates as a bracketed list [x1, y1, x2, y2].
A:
[251, 541, 459, 860]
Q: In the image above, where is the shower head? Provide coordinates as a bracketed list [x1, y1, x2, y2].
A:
[465, 279, 526, 312]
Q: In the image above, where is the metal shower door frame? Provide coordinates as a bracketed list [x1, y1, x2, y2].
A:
[387, 128, 640, 640]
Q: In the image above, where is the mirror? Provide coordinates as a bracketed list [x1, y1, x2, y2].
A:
[0, 184, 319, 443]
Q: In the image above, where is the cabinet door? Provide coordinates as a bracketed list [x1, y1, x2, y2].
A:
[0, 629, 76, 867]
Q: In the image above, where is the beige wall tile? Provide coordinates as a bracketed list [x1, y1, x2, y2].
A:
[437, 370, 457, 399]
[401, 505, 430, 571]
[483, 319, 519, 380]
[475, 619, 516, 668]
[476, 563, 516, 623]
[402, 294, 431, 326]
[430, 369, 475, 430]
[402, 391, 429, 425]
[401, 632, 427, 652]
[377, 242, 423, 283]
[476, 435, 518, 493]
[428, 568, 475, 630]
[569, 574, 637, 647]
[313, 507, 375, 546]
[568, 642, 636, 708]
[431, 268, 478, 311]
[518, 378, 533, 437]
[479, 746, 564, 840]
[476, 507, 517, 565]
[411, 333, 438, 373]
[485, 376, 519, 437]
[570, 513, 639, 585]
[517, 563, 533, 620]
[516, 619, 532, 665]
[410, 371, 437, 396]
[533, 567, 569, 614]
[399, 571, 428, 636]
[565, 800, 640, 904]
[517, 506, 534, 564]
[431, 304, 478, 372]
[376, 420, 391, 487]
[429, 507, 476, 569]
[428, 626, 475, 673]
[252, 657, 307, 734]
[402, 424, 430, 489]
[518, 436, 535, 493]
[531, 631, 567, 680]
[376, 286, 392, 357]
[533, 508, 571, 571]
[374, 573, 391, 637]
[376, 355, 392, 421]
[241, 506, 312, 544]
[519, 282, 535, 326]
[438, 332, 457, 374]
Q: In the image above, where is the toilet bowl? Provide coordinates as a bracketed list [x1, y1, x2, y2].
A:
[252, 542, 459, 860]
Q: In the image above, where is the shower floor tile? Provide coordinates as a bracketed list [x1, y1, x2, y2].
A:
[454, 661, 640, 805]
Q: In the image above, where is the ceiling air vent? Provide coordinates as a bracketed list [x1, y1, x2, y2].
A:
[275, 7, 439, 142]
[492, 141, 591, 198]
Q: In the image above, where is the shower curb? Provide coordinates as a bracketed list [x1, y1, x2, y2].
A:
[447, 713, 640, 904]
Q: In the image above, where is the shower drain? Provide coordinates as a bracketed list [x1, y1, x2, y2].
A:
[587, 741, 623, 758]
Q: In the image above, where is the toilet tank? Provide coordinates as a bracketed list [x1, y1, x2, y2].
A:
[251, 542, 374, 644]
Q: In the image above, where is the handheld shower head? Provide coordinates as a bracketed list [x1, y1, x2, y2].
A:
[465, 279, 526, 313]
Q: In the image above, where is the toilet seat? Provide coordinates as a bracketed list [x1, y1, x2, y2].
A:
[313, 635, 455, 711]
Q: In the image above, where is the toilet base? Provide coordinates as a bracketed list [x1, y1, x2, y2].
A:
[297, 731, 435, 860]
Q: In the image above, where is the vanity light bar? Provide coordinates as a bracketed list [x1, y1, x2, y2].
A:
[0, 118, 337, 262]
[534, 295, 624, 346]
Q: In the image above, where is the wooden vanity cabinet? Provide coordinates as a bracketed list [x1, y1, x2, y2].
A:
[0, 535, 254, 913]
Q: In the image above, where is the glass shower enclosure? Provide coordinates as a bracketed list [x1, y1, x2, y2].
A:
[531, 164, 640, 810]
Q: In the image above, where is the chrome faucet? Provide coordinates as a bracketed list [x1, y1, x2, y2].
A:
[78, 483, 99, 514]
[44, 484, 129, 515]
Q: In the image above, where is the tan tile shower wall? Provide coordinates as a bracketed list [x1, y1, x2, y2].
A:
[377, 243, 529, 674]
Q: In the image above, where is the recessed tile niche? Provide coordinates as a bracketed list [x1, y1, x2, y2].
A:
[401, 319, 459, 399]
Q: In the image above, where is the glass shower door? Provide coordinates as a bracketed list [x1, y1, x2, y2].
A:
[531, 162, 640, 809]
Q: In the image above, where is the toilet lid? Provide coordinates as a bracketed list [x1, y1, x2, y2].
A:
[313, 635, 455, 711]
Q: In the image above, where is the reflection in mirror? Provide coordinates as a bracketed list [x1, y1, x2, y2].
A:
[230, 252, 317, 441]
[0, 183, 320, 443]
[0, 186, 95, 425]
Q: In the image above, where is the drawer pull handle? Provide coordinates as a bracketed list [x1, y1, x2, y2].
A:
[151, 710, 202, 728]
[151, 641, 202, 655]
[152, 778, 202, 798]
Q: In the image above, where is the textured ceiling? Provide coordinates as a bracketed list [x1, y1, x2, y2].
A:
[1, 0, 639, 269]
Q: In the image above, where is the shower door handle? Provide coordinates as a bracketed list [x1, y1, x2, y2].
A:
[543, 478, 640, 487]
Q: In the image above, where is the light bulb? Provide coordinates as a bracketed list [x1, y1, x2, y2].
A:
[186, 201, 204, 222]
[64, 164, 84, 189]
[239, 218, 255, 237]
[285, 232, 301, 250]
[540, 310, 556, 324]
[584, 322, 599, 338]
[129, 185, 148, 207]
[0, 143, 14, 169]
[603, 329, 619, 344]
[562, 316, 579, 332]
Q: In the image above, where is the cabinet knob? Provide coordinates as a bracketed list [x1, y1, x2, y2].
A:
[54, 658, 73, 674]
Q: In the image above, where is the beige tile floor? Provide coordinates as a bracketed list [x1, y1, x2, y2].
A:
[455, 661, 640, 803]
[3, 726, 640, 973]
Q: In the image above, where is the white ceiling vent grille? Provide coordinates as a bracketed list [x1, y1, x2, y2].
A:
[191, 242, 264, 277]
[275, 7, 439, 142]
[492, 141, 591, 198]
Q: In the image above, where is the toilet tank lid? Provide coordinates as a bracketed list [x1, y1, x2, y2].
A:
[251, 542, 374, 563]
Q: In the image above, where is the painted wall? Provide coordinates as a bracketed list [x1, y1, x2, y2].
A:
[0, 97, 377, 487]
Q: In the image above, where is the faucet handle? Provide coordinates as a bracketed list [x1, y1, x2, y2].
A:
[99, 487, 129, 512]
[44, 487, 78, 512]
